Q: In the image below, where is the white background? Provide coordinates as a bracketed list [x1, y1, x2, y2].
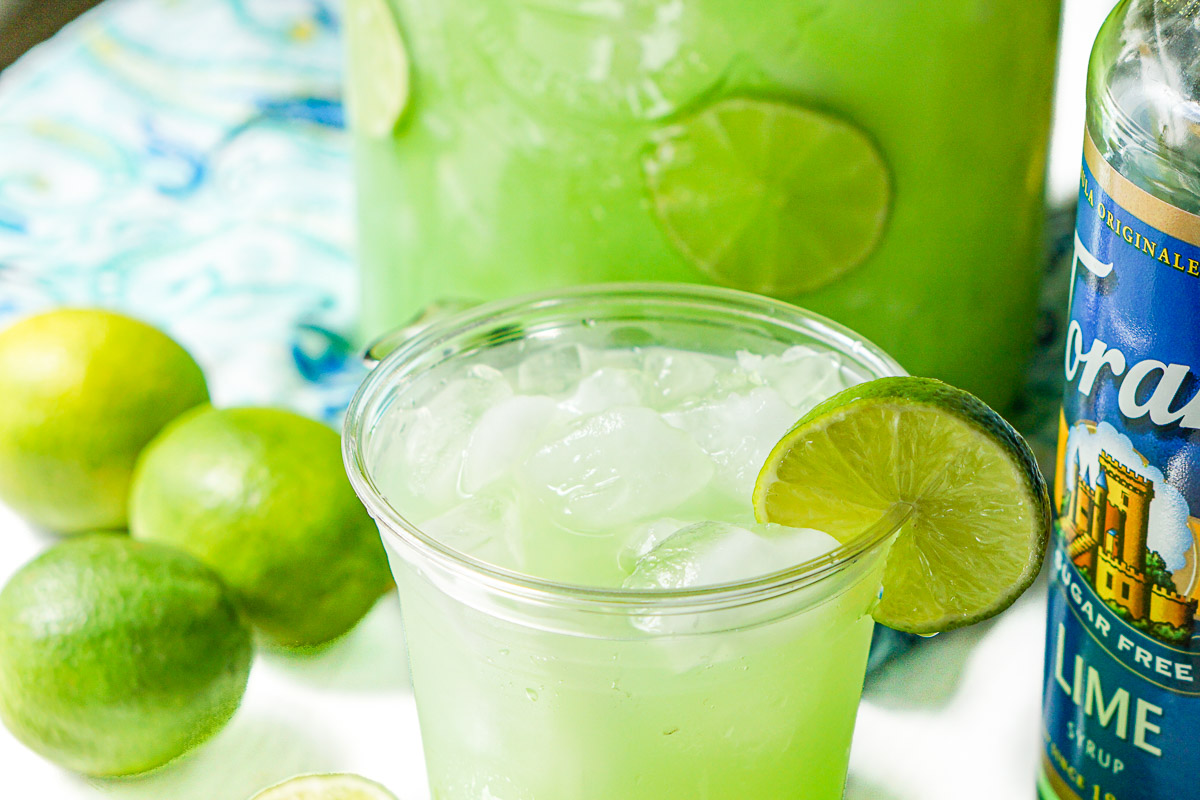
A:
[2, 1, 1112, 797]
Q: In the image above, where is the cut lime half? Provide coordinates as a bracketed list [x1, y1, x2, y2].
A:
[344, 0, 410, 138]
[754, 377, 1050, 634]
[642, 97, 891, 295]
[250, 773, 397, 800]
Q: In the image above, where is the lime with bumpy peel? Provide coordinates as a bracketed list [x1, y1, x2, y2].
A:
[250, 773, 398, 800]
[344, 0, 409, 137]
[642, 97, 891, 295]
[0, 534, 252, 776]
[753, 376, 1050, 634]
[0, 308, 209, 533]
[130, 406, 393, 648]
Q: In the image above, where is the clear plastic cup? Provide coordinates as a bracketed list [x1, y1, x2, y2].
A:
[343, 284, 907, 800]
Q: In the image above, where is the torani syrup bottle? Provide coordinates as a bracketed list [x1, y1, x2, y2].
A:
[1040, 2, 1200, 799]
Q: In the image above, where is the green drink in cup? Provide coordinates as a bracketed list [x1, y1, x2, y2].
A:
[344, 0, 1062, 408]
[343, 285, 1050, 799]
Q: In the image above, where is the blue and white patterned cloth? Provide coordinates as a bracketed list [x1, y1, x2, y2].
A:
[0, 0, 360, 422]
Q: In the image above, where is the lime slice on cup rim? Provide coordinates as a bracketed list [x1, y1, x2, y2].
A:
[754, 376, 1051, 634]
[250, 773, 397, 800]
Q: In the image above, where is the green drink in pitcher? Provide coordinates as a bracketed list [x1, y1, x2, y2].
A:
[345, 0, 1061, 408]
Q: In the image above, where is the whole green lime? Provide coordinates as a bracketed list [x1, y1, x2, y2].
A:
[0, 534, 253, 776]
[0, 308, 209, 533]
[130, 407, 392, 648]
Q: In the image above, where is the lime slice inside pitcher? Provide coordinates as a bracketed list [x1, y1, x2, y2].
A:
[754, 376, 1051, 633]
[642, 97, 892, 295]
[344, 0, 410, 138]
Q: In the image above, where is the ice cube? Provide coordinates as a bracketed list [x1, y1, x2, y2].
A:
[736, 346, 856, 410]
[663, 387, 798, 501]
[617, 517, 690, 573]
[462, 395, 563, 494]
[622, 521, 839, 638]
[624, 521, 838, 590]
[642, 348, 718, 408]
[560, 367, 644, 415]
[462, 0, 728, 122]
[522, 407, 714, 531]
[377, 367, 513, 507]
[366, 406, 424, 512]
[516, 344, 586, 395]
[420, 491, 523, 569]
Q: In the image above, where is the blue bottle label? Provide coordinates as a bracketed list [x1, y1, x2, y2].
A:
[1042, 133, 1200, 800]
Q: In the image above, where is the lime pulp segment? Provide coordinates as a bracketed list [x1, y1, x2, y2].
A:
[753, 377, 1050, 633]
[642, 97, 892, 296]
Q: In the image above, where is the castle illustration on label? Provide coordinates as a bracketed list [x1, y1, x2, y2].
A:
[1063, 446, 1198, 645]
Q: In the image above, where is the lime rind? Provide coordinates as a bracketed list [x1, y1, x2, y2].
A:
[345, 0, 410, 138]
[754, 376, 1050, 634]
[0, 309, 208, 533]
[128, 407, 393, 649]
[642, 97, 892, 296]
[250, 773, 397, 800]
[0, 535, 251, 777]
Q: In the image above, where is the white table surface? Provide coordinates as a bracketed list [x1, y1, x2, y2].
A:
[2, 1, 1112, 797]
